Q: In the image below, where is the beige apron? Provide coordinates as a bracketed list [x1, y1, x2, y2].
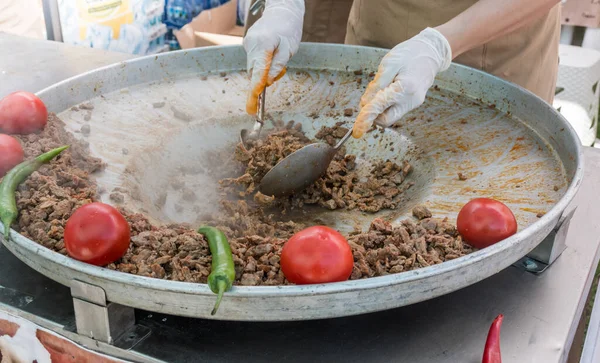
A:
[302, 0, 354, 44]
[345, 0, 561, 103]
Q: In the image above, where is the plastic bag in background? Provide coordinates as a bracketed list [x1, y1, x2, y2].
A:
[164, 0, 193, 29]
[86, 23, 113, 49]
[164, 0, 193, 51]
[58, 0, 168, 55]
[164, 0, 231, 50]
[164, 0, 227, 28]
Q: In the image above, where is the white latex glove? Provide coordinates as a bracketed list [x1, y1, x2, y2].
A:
[352, 28, 452, 138]
[243, 0, 305, 115]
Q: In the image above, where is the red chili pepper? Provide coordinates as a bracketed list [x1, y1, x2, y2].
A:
[482, 314, 504, 363]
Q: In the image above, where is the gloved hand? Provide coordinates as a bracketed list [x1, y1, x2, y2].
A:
[243, 0, 305, 115]
[352, 28, 452, 138]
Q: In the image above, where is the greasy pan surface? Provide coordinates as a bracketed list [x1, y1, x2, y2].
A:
[0, 44, 582, 320]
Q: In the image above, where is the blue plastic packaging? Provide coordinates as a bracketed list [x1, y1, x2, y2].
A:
[163, 0, 231, 50]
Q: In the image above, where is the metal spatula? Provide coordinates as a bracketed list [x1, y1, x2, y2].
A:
[258, 129, 353, 197]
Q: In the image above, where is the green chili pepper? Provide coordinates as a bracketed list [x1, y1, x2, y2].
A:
[197, 226, 235, 315]
[0, 145, 69, 240]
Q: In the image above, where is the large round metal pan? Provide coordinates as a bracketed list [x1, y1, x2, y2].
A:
[0, 44, 583, 321]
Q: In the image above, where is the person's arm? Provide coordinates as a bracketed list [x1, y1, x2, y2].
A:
[436, 0, 560, 58]
[352, 0, 560, 138]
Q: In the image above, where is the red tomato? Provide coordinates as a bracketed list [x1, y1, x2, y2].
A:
[280, 226, 353, 285]
[0, 134, 24, 177]
[0, 91, 48, 134]
[64, 202, 131, 266]
[457, 198, 517, 249]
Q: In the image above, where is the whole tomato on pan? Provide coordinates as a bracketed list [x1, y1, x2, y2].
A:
[64, 202, 131, 266]
[280, 226, 354, 285]
[457, 198, 517, 249]
[0, 134, 24, 177]
[0, 91, 48, 134]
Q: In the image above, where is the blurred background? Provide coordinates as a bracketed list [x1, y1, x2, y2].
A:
[0, 0, 242, 53]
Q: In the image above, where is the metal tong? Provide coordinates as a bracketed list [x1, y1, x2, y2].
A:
[240, 0, 268, 151]
[240, 89, 266, 151]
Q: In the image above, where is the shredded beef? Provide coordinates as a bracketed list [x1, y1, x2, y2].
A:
[223, 121, 414, 213]
[6, 113, 472, 287]
[348, 210, 473, 279]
